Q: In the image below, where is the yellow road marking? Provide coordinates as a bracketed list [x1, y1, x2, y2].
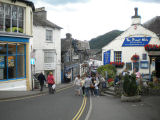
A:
[76, 97, 87, 120]
[0, 85, 73, 102]
[72, 96, 87, 120]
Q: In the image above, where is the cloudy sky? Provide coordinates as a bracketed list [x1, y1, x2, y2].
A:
[31, 0, 160, 41]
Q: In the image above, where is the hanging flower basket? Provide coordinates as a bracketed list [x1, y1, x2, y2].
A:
[131, 54, 139, 62]
[144, 44, 160, 51]
[110, 62, 125, 68]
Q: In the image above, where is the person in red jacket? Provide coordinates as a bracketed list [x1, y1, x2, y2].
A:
[47, 72, 55, 94]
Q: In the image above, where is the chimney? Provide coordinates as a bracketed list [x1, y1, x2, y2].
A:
[34, 7, 47, 20]
[66, 33, 72, 39]
[131, 7, 141, 25]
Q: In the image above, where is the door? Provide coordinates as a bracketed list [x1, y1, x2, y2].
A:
[155, 57, 160, 77]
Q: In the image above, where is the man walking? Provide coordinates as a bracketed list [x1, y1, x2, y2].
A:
[38, 72, 46, 91]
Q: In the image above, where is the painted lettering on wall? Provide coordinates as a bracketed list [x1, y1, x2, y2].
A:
[122, 37, 151, 47]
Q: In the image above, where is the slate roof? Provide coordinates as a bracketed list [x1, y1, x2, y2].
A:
[143, 16, 160, 36]
[11, 0, 35, 11]
[33, 12, 62, 29]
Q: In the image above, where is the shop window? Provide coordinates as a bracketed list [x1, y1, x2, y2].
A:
[142, 53, 147, 60]
[46, 30, 53, 42]
[126, 62, 132, 70]
[0, 2, 24, 33]
[0, 42, 26, 80]
[44, 50, 54, 63]
[114, 51, 122, 62]
[133, 62, 139, 72]
[0, 2, 4, 31]
[140, 61, 148, 69]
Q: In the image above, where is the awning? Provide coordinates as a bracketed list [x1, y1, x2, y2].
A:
[148, 51, 160, 56]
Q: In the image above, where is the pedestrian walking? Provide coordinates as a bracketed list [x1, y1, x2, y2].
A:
[81, 76, 85, 96]
[94, 79, 100, 96]
[84, 74, 92, 97]
[38, 72, 46, 91]
[90, 75, 95, 96]
[67, 72, 71, 82]
[94, 73, 100, 96]
[74, 75, 81, 96]
[47, 72, 55, 94]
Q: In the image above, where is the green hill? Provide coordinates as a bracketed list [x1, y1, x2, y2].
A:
[89, 30, 123, 49]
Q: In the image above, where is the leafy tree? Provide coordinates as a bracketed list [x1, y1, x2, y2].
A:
[97, 64, 116, 79]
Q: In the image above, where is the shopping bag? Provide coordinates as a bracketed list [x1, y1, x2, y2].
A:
[52, 84, 56, 89]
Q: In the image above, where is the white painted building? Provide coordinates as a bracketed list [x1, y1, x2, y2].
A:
[30, 7, 62, 84]
[102, 8, 160, 76]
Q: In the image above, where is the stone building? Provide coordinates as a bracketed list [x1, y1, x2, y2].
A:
[61, 33, 90, 82]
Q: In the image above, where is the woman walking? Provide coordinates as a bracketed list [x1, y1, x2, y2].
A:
[84, 74, 92, 97]
[47, 72, 55, 94]
[74, 75, 81, 96]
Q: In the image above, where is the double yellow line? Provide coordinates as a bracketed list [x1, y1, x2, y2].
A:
[72, 96, 87, 120]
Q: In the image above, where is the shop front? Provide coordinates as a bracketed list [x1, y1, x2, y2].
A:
[0, 36, 29, 90]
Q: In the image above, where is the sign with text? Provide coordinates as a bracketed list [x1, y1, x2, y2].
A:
[122, 37, 151, 47]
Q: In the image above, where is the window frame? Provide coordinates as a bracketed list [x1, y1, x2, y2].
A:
[142, 53, 147, 60]
[0, 2, 25, 33]
[44, 50, 55, 63]
[126, 62, 132, 71]
[114, 51, 122, 62]
[140, 61, 149, 69]
[46, 29, 53, 42]
[0, 42, 26, 81]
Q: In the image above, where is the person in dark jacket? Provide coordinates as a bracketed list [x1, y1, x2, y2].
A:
[38, 72, 46, 91]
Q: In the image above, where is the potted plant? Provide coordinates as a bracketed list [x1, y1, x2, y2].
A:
[121, 74, 141, 102]
[131, 54, 139, 62]
[110, 62, 125, 68]
[144, 44, 160, 51]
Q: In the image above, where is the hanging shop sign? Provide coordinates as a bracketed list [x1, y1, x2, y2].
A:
[122, 37, 151, 47]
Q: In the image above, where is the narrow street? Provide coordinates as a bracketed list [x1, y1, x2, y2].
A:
[0, 87, 89, 120]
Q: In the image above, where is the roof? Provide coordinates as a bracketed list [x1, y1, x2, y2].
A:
[143, 16, 160, 36]
[33, 13, 62, 29]
[11, 0, 35, 11]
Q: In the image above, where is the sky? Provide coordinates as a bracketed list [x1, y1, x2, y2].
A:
[31, 0, 160, 41]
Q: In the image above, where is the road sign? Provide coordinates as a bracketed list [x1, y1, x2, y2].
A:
[31, 58, 35, 65]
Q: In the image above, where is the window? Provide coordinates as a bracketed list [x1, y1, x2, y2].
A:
[0, 42, 26, 80]
[126, 62, 132, 70]
[140, 61, 148, 69]
[44, 51, 54, 63]
[142, 53, 147, 60]
[114, 51, 122, 62]
[133, 62, 139, 72]
[46, 30, 53, 42]
[0, 2, 24, 33]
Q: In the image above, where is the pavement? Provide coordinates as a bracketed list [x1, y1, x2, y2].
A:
[0, 83, 73, 101]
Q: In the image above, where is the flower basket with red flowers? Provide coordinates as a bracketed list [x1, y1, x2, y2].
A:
[110, 62, 125, 68]
[131, 54, 139, 62]
[144, 44, 160, 51]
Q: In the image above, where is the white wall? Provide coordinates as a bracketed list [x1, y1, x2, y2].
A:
[0, 79, 27, 91]
[102, 25, 160, 74]
[30, 26, 61, 84]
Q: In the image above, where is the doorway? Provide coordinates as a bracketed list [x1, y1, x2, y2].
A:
[155, 57, 160, 78]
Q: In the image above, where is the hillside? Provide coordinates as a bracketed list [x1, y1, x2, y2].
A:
[89, 30, 123, 49]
